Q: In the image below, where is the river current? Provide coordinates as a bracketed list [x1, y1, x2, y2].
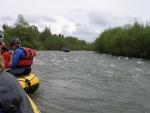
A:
[29, 51, 150, 113]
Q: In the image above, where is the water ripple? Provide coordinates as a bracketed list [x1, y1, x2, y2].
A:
[31, 51, 150, 113]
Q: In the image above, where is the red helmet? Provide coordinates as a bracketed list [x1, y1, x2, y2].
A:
[1, 42, 6, 48]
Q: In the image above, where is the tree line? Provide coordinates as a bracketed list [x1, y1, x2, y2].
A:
[94, 21, 150, 59]
[2, 15, 94, 51]
[4, 15, 150, 59]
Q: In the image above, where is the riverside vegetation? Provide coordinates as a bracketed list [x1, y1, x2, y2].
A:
[94, 21, 150, 59]
[2, 15, 150, 59]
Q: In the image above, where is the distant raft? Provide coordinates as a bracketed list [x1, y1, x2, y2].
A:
[63, 49, 70, 52]
[17, 73, 40, 94]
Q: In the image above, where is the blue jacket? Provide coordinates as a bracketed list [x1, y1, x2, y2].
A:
[9, 48, 26, 68]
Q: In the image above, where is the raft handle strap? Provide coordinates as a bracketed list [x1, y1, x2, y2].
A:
[18, 74, 37, 87]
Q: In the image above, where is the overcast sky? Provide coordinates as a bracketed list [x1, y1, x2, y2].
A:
[0, 0, 150, 43]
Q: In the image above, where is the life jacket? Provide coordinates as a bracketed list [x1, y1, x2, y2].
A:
[17, 47, 36, 67]
[2, 51, 11, 69]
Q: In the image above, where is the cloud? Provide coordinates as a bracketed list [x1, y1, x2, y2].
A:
[23, 15, 56, 24]
[89, 11, 134, 27]
[61, 22, 99, 43]
[0, 16, 15, 26]
[17, 15, 75, 34]
[1, 16, 14, 22]
[42, 16, 56, 23]
[73, 27, 99, 43]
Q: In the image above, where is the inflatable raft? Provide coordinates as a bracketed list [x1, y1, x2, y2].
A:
[17, 73, 40, 94]
[27, 94, 41, 113]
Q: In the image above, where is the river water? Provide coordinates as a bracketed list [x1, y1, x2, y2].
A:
[29, 51, 150, 113]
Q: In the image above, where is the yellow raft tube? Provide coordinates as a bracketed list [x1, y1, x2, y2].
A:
[17, 73, 40, 94]
[27, 94, 41, 113]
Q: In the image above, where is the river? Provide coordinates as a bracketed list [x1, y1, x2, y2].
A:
[29, 51, 150, 113]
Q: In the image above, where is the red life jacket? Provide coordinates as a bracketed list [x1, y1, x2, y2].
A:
[17, 47, 36, 67]
[2, 51, 11, 69]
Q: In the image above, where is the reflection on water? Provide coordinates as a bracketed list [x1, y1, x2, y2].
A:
[30, 51, 150, 113]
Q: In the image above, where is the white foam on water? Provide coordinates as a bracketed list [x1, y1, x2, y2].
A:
[137, 60, 144, 64]
[110, 64, 115, 67]
[132, 67, 144, 72]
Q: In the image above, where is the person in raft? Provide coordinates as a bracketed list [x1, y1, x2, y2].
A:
[1, 42, 12, 69]
[0, 55, 34, 113]
[7, 38, 36, 76]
